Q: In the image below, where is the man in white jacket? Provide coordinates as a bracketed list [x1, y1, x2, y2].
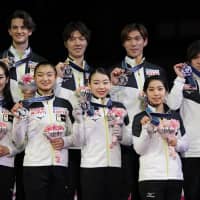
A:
[167, 40, 200, 200]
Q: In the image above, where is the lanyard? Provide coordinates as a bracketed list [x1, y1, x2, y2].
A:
[87, 99, 113, 116]
[7, 50, 32, 68]
[21, 94, 54, 108]
[145, 107, 172, 126]
[121, 60, 144, 73]
[90, 99, 112, 109]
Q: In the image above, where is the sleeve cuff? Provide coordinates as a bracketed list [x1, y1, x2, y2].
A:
[62, 136, 73, 148]
[174, 76, 186, 84]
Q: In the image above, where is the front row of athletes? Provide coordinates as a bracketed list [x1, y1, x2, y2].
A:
[0, 60, 188, 200]
[1, 61, 130, 200]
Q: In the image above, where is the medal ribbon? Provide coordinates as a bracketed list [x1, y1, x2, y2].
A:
[145, 107, 172, 126]
[20, 94, 54, 108]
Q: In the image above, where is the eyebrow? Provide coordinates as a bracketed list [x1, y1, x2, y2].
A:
[36, 72, 55, 74]
[92, 79, 110, 81]
[148, 86, 164, 89]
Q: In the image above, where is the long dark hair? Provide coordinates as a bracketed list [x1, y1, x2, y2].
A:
[0, 61, 14, 110]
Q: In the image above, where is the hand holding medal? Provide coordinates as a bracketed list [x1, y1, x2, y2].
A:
[111, 67, 129, 86]
[11, 101, 28, 120]
[181, 64, 196, 88]
[75, 86, 91, 113]
[117, 67, 133, 86]
[62, 60, 73, 79]
[0, 56, 15, 69]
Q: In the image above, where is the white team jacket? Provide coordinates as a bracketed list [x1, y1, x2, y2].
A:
[0, 106, 18, 167]
[133, 109, 189, 182]
[12, 95, 73, 167]
[72, 97, 132, 168]
[167, 76, 200, 157]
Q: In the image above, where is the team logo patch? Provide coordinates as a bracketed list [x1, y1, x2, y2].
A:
[145, 69, 160, 76]
[30, 107, 46, 119]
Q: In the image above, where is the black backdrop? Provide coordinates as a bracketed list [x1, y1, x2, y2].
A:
[1, 0, 200, 81]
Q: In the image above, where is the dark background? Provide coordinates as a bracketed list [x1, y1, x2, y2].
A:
[1, 0, 200, 80]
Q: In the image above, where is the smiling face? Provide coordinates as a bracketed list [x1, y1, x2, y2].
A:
[145, 80, 166, 107]
[89, 72, 111, 99]
[8, 18, 32, 47]
[64, 30, 88, 60]
[123, 30, 147, 60]
[34, 64, 56, 95]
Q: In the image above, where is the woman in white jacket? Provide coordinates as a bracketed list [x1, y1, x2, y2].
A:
[72, 67, 132, 200]
[132, 75, 189, 200]
[0, 61, 17, 200]
[12, 61, 74, 200]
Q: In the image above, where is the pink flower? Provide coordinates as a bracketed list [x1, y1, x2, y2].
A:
[21, 74, 34, 85]
[44, 125, 52, 132]
[0, 121, 7, 128]
[111, 108, 124, 117]
[107, 107, 127, 149]
[158, 119, 180, 135]
[43, 124, 65, 139]
[170, 119, 180, 130]
[18, 73, 36, 92]
[158, 118, 180, 159]
[107, 107, 127, 119]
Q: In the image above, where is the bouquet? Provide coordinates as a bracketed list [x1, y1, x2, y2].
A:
[157, 119, 180, 158]
[43, 124, 66, 163]
[18, 73, 37, 93]
[107, 107, 127, 148]
[0, 121, 7, 140]
[43, 124, 65, 140]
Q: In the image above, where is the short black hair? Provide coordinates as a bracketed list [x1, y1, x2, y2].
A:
[88, 67, 110, 83]
[186, 40, 200, 62]
[121, 23, 148, 44]
[143, 75, 168, 92]
[63, 21, 91, 43]
[34, 61, 57, 76]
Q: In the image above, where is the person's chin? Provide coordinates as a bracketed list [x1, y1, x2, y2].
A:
[150, 102, 161, 107]
[96, 95, 105, 99]
[41, 88, 51, 92]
